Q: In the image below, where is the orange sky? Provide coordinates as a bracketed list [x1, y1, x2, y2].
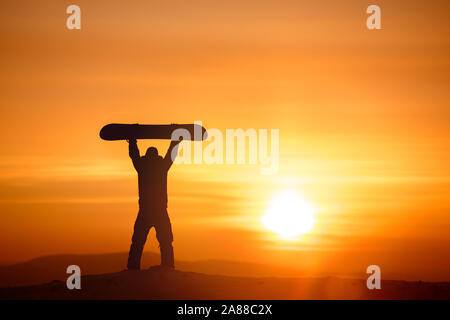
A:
[0, 0, 449, 281]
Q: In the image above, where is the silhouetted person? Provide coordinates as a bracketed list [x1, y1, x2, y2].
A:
[126, 137, 182, 270]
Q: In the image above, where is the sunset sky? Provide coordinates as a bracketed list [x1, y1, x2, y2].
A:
[0, 0, 449, 281]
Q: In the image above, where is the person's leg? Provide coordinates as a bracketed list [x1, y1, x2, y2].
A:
[155, 210, 174, 268]
[127, 211, 151, 270]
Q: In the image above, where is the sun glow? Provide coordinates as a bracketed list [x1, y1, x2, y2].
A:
[261, 190, 316, 240]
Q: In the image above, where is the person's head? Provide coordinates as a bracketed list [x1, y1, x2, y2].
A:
[145, 147, 159, 159]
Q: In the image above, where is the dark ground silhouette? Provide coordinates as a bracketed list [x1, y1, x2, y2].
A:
[0, 253, 449, 299]
[1, 266, 449, 300]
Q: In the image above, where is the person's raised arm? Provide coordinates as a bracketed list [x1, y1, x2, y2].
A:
[128, 138, 140, 171]
[164, 137, 183, 170]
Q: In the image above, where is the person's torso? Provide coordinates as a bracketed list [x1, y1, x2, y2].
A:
[137, 158, 168, 207]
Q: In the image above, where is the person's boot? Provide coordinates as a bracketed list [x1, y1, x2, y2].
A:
[127, 243, 144, 270]
[160, 244, 175, 269]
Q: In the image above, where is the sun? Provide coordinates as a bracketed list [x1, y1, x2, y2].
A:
[261, 190, 316, 240]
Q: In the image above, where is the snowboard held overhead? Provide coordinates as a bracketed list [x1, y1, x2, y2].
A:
[99, 123, 208, 141]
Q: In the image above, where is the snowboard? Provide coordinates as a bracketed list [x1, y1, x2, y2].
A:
[100, 123, 207, 141]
